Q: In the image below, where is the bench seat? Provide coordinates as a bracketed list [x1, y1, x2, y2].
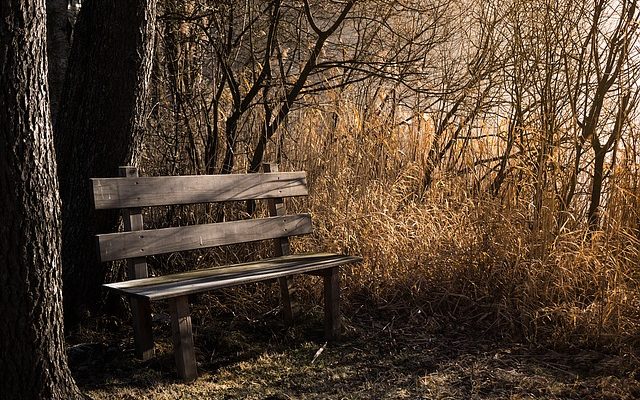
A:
[104, 252, 362, 301]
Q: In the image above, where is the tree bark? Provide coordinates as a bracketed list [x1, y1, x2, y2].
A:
[55, 0, 158, 325]
[587, 148, 606, 230]
[0, 0, 82, 398]
[46, 0, 73, 125]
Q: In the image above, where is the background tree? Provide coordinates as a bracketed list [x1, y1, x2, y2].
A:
[46, 0, 72, 125]
[149, 0, 449, 180]
[0, 0, 82, 398]
[564, 0, 639, 230]
[55, 0, 158, 325]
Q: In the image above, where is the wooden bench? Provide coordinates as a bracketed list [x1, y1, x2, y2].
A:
[92, 164, 362, 381]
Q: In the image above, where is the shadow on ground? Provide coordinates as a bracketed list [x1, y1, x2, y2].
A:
[68, 305, 640, 400]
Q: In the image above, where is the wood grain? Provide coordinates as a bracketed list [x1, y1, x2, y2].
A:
[323, 267, 341, 341]
[97, 214, 313, 262]
[263, 163, 293, 324]
[92, 171, 308, 209]
[103, 253, 362, 301]
[169, 296, 197, 381]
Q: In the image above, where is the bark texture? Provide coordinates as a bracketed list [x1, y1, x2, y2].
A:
[0, 0, 82, 398]
[55, 0, 158, 325]
[46, 0, 72, 125]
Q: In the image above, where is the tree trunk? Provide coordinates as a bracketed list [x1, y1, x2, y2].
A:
[55, 0, 158, 325]
[46, 0, 73, 125]
[587, 148, 607, 230]
[0, 0, 82, 398]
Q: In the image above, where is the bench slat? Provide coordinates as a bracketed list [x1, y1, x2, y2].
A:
[97, 214, 312, 262]
[92, 171, 308, 209]
[104, 253, 363, 300]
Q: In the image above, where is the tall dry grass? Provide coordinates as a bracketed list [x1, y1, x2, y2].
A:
[140, 94, 640, 352]
[272, 100, 640, 351]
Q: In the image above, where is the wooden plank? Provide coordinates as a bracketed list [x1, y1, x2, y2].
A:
[278, 276, 293, 324]
[131, 298, 155, 360]
[97, 214, 313, 262]
[103, 253, 362, 301]
[263, 164, 291, 257]
[92, 171, 308, 209]
[263, 163, 293, 324]
[169, 296, 197, 381]
[119, 166, 154, 360]
[323, 267, 341, 341]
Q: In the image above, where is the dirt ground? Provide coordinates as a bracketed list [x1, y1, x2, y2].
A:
[69, 305, 640, 400]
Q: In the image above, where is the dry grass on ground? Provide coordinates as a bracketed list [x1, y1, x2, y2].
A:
[70, 304, 640, 400]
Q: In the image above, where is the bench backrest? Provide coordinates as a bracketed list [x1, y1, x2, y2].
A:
[92, 171, 308, 209]
[92, 165, 309, 267]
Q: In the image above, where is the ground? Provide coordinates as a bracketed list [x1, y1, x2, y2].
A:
[69, 302, 640, 400]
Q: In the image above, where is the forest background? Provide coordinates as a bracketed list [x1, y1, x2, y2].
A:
[125, 0, 640, 350]
[1, 0, 640, 398]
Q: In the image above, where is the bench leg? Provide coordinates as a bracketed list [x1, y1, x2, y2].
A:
[278, 277, 293, 325]
[169, 296, 197, 381]
[131, 297, 155, 360]
[323, 267, 341, 341]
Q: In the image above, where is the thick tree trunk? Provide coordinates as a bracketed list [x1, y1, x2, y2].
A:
[0, 0, 82, 398]
[55, 0, 158, 325]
